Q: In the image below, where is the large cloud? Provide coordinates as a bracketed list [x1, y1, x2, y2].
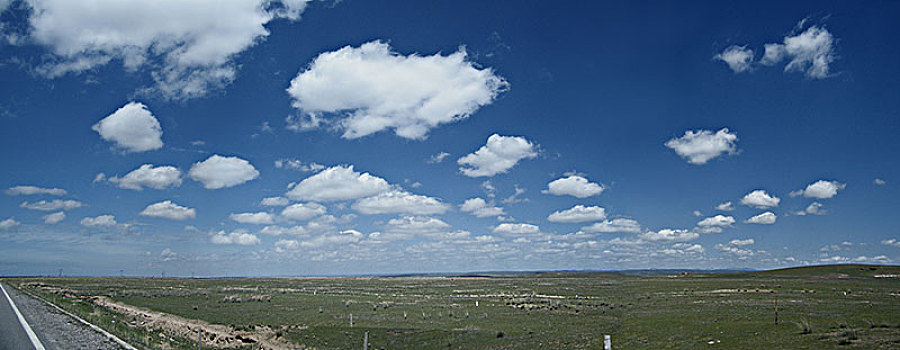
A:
[286, 40, 507, 139]
[761, 25, 836, 78]
[5, 185, 66, 196]
[740, 190, 780, 209]
[792, 180, 845, 199]
[543, 175, 605, 198]
[714, 45, 754, 73]
[25, 0, 309, 99]
[459, 198, 504, 218]
[20, 199, 82, 211]
[281, 202, 326, 221]
[139, 200, 195, 220]
[457, 134, 537, 177]
[189, 155, 259, 189]
[92, 102, 163, 153]
[579, 218, 642, 234]
[109, 164, 182, 190]
[352, 190, 450, 215]
[665, 128, 737, 165]
[286, 165, 390, 202]
[547, 205, 607, 223]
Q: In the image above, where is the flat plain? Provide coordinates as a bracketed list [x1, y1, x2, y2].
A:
[4, 264, 899, 349]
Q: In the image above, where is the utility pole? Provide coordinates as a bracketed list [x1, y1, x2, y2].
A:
[774, 295, 779, 326]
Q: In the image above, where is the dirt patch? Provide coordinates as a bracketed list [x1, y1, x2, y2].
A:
[89, 296, 302, 349]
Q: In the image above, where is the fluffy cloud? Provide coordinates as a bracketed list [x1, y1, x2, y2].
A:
[874, 178, 886, 186]
[580, 218, 642, 234]
[108, 164, 182, 190]
[548, 205, 607, 223]
[459, 198, 504, 218]
[27, 0, 308, 99]
[5, 185, 66, 196]
[384, 216, 452, 238]
[286, 165, 390, 202]
[729, 238, 755, 246]
[882, 239, 900, 248]
[80, 215, 117, 227]
[20, 199, 82, 211]
[189, 155, 259, 189]
[352, 190, 450, 215]
[92, 102, 163, 152]
[760, 25, 836, 79]
[792, 180, 845, 199]
[139, 200, 196, 220]
[745, 211, 777, 224]
[0, 218, 19, 230]
[229, 212, 275, 225]
[42, 211, 65, 224]
[794, 202, 826, 216]
[492, 223, 541, 235]
[428, 152, 451, 164]
[281, 202, 326, 221]
[665, 128, 738, 165]
[640, 229, 699, 242]
[260, 196, 290, 207]
[301, 230, 363, 248]
[286, 40, 507, 139]
[543, 175, 605, 198]
[740, 190, 780, 209]
[716, 201, 734, 211]
[714, 45, 754, 73]
[697, 215, 735, 227]
[211, 230, 260, 246]
[716, 244, 755, 257]
[458, 134, 537, 177]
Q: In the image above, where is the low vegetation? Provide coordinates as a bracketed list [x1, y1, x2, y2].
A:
[5, 264, 900, 349]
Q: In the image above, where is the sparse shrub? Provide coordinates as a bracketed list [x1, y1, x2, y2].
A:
[496, 331, 504, 338]
[796, 319, 813, 334]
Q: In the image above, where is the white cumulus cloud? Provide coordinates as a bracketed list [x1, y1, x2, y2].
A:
[108, 164, 182, 190]
[697, 215, 735, 227]
[793, 180, 845, 199]
[92, 102, 163, 153]
[42, 211, 66, 224]
[458, 134, 537, 177]
[543, 175, 605, 198]
[229, 212, 275, 225]
[80, 215, 117, 227]
[761, 25, 836, 79]
[301, 229, 363, 248]
[665, 128, 737, 165]
[139, 200, 195, 221]
[745, 211, 777, 224]
[352, 190, 450, 215]
[580, 218, 642, 234]
[286, 165, 390, 202]
[5, 185, 67, 196]
[716, 201, 734, 211]
[459, 197, 504, 218]
[286, 40, 507, 139]
[729, 238, 755, 246]
[548, 205, 607, 223]
[640, 229, 699, 242]
[20, 199, 82, 211]
[0, 217, 19, 230]
[211, 230, 260, 246]
[189, 155, 259, 189]
[260, 196, 290, 207]
[714, 45, 754, 73]
[281, 202, 326, 221]
[740, 190, 780, 209]
[27, 0, 309, 99]
[493, 223, 541, 235]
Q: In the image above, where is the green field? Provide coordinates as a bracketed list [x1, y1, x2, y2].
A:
[5, 264, 900, 349]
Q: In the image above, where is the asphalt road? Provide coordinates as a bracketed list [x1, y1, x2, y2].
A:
[0, 283, 43, 350]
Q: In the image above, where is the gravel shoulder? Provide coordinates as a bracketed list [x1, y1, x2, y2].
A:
[1, 282, 129, 350]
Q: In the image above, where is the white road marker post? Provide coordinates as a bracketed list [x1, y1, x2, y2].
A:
[363, 331, 369, 350]
[604, 334, 612, 350]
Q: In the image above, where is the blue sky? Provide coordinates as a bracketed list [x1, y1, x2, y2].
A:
[1, 0, 898, 276]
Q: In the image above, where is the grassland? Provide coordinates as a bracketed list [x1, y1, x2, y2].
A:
[4, 264, 900, 349]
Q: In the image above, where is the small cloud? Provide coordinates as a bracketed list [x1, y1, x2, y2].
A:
[20, 199, 83, 211]
[697, 215, 735, 227]
[458, 134, 537, 177]
[428, 152, 451, 164]
[281, 202, 327, 221]
[729, 238, 755, 246]
[794, 202, 826, 216]
[286, 165, 390, 202]
[260, 196, 290, 207]
[210, 230, 260, 246]
[42, 211, 66, 224]
[714, 45, 754, 73]
[580, 218, 642, 234]
[745, 211, 777, 224]
[492, 223, 541, 235]
[229, 212, 276, 225]
[740, 190, 780, 209]
[92, 102, 163, 153]
[716, 201, 734, 211]
[665, 128, 738, 165]
[792, 180, 845, 199]
[0, 217, 20, 230]
[5, 185, 67, 196]
[352, 190, 450, 215]
[692, 210, 703, 217]
[80, 215, 118, 228]
[542, 175, 605, 198]
[548, 205, 607, 223]
[460, 198, 505, 218]
[874, 178, 886, 185]
[274, 158, 325, 172]
[502, 184, 527, 204]
[881, 239, 900, 248]
[139, 200, 196, 221]
[189, 155, 259, 190]
[107, 164, 182, 190]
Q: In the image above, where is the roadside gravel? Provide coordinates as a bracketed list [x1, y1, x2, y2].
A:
[2, 283, 129, 350]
